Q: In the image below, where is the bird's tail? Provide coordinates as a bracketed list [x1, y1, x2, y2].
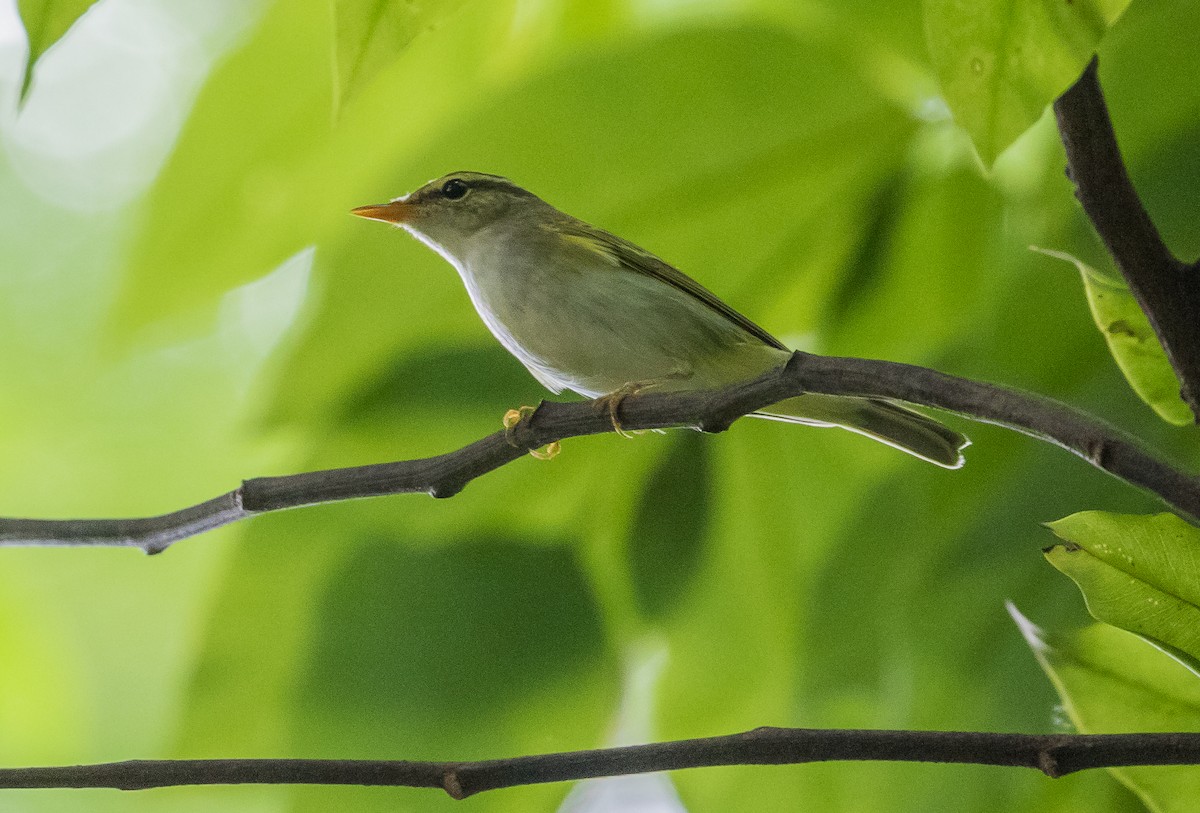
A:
[753, 394, 969, 469]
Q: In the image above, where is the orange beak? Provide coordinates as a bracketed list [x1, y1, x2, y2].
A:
[350, 199, 413, 224]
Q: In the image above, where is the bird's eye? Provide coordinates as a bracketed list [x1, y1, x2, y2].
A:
[441, 179, 469, 200]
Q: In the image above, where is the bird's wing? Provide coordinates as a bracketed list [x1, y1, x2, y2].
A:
[552, 221, 788, 351]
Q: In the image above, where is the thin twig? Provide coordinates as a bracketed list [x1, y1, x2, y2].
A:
[1, 352, 1195, 554]
[1053, 56, 1200, 421]
[2, 728, 1200, 797]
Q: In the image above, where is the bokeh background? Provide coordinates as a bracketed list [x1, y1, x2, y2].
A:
[1, 0, 1198, 811]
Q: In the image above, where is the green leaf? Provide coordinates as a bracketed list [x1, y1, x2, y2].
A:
[333, 0, 471, 113]
[1013, 608, 1200, 813]
[112, 0, 519, 339]
[15, 0, 98, 104]
[824, 160, 1005, 361]
[113, 0, 333, 337]
[1046, 511, 1200, 673]
[923, 0, 1131, 165]
[627, 430, 712, 620]
[1033, 247, 1193, 425]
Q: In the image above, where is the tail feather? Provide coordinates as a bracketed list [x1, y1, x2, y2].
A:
[754, 394, 969, 469]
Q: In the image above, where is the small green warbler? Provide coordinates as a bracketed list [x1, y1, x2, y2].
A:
[352, 172, 967, 468]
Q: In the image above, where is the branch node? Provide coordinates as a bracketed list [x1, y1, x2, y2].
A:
[442, 768, 465, 799]
[1037, 747, 1062, 778]
[695, 414, 736, 434]
[751, 725, 786, 735]
[503, 401, 554, 453]
[784, 349, 812, 373]
[1084, 438, 1109, 469]
[428, 482, 464, 500]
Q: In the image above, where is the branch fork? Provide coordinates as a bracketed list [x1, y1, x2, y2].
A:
[1053, 57, 1200, 420]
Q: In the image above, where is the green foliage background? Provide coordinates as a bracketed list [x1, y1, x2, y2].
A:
[1, 0, 1199, 811]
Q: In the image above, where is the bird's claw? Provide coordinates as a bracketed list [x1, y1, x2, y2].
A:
[502, 406, 560, 460]
[502, 407, 534, 436]
[594, 383, 649, 438]
[529, 441, 561, 460]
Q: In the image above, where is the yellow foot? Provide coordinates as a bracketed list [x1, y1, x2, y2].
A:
[502, 406, 534, 436]
[502, 406, 561, 460]
[529, 441, 561, 460]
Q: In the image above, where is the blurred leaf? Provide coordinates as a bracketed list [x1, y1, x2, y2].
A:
[825, 169, 909, 325]
[112, 0, 524, 340]
[336, 343, 535, 426]
[1033, 247, 1193, 425]
[923, 0, 1131, 165]
[1046, 511, 1200, 673]
[627, 430, 711, 620]
[298, 536, 610, 745]
[823, 153, 1005, 361]
[1096, 0, 1200, 165]
[333, 0, 471, 113]
[15, 0, 98, 103]
[817, 0, 929, 67]
[113, 0, 332, 336]
[0, 581, 85, 764]
[182, 500, 618, 813]
[1125, 120, 1200, 276]
[1014, 609, 1200, 813]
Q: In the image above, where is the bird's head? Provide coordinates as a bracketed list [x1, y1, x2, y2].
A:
[351, 172, 544, 260]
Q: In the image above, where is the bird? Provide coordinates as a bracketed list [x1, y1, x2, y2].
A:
[350, 172, 968, 468]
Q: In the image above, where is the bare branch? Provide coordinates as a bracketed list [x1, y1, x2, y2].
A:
[0, 494, 246, 555]
[2, 351, 1196, 554]
[1053, 56, 1200, 420]
[3, 728, 1200, 797]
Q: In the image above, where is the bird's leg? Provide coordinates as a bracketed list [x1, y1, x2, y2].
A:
[593, 382, 660, 438]
[502, 406, 560, 460]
